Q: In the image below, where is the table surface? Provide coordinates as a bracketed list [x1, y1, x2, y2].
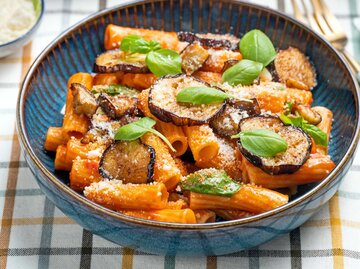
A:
[1, 0, 360, 268]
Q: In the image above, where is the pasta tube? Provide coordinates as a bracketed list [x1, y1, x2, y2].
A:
[62, 73, 93, 137]
[183, 125, 219, 162]
[70, 159, 102, 192]
[104, 24, 179, 51]
[214, 210, 255, 220]
[156, 121, 188, 156]
[121, 73, 157, 90]
[188, 184, 288, 213]
[118, 209, 196, 224]
[84, 181, 169, 210]
[141, 133, 182, 190]
[242, 153, 335, 189]
[193, 210, 216, 223]
[44, 127, 68, 152]
[54, 145, 72, 171]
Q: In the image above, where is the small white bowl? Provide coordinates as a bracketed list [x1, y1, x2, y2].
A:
[0, 0, 44, 58]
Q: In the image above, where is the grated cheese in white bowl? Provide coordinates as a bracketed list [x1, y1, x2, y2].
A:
[0, 0, 37, 45]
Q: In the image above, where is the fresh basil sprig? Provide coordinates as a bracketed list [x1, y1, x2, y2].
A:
[280, 113, 328, 146]
[232, 129, 288, 157]
[176, 86, 228, 104]
[239, 29, 276, 66]
[115, 117, 176, 152]
[120, 35, 182, 77]
[222, 59, 264, 86]
[146, 49, 182, 77]
[180, 169, 242, 197]
[120, 35, 161, 54]
[176, 86, 252, 105]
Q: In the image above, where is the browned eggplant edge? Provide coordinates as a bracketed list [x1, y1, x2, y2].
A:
[210, 98, 261, 137]
[177, 31, 238, 50]
[99, 140, 156, 183]
[236, 115, 312, 175]
[148, 74, 227, 126]
[93, 50, 149, 74]
[98, 93, 138, 119]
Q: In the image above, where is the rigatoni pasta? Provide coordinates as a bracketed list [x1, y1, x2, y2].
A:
[45, 24, 335, 224]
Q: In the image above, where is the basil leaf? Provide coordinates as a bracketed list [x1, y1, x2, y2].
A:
[222, 59, 263, 86]
[115, 117, 156, 141]
[146, 49, 182, 77]
[279, 113, 303, 127]
[115, 117, 176, 151]
[176, 86, 228, 104]
[240, 29, 276, 66]
[180, 169, 241, 197]
[120, 35, 161, 54]
[232, 129, 288, 157]
[280, 113, 328, 146]
[302, 123, 328, 147]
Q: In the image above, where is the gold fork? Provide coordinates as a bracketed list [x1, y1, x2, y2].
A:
[291, 0, 360, 82]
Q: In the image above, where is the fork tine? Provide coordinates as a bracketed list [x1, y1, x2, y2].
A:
[301, 0, 323, 34]
[310, 0, 333, 36]
[291, 0, 307, 23]
[319, 0, 344, 33]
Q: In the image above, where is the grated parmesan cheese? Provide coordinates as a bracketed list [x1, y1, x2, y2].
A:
[0, 0, 37, 45]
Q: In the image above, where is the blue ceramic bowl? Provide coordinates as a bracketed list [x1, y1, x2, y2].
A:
[17, 0, 360, 255]
[0, 0, 44, 58]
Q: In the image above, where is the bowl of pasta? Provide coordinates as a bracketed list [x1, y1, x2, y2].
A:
[16, 0, 360, 255]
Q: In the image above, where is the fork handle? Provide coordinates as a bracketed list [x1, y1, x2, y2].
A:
[340, 51, 360, 83]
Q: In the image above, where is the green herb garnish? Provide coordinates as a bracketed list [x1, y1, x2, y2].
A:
[176, 86, 229, 104]
[120, 35, 182, 77]
[176, 86, 253, 105]
[180, 169, 242, 197]
[120, 35, 161, 54]
[280, 113, 328, 146]
[232, 129, 288, 157]
[222, 59, 264, 86]
[239, 29, 276, 66]
[145, 49, 182, 77]
[114, 117, 176, 152]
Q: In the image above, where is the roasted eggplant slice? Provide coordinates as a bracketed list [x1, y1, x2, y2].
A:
[94, 50, 149, 73]
[148, 74, 226, 126]
[91, 108, 141, 139]
[221, 59, 239, 72]
[292, 103, 322, 125]
[181, 43, 209, 75]
[177, 32, 239, 50]
[98, 93, 138, 119]
[210, 98, 260, 137]
[70, 83, 98, 117]
[237, 116, 312, 175]
[99, 140, 155, 184]
[274, 47, 316, 90]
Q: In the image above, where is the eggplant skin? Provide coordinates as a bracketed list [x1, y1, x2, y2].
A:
[93, 50, 149, 74]
[221, 59, 240, 72]
[180, 43, 209, 75]
[273, 47, 317, 90]
[177, 32, 239, 50]
[210, 98, 260, 137]
[99, 140, 155, 184]
[148, 74, 226, 126]
[98, 93, 138, 119]
[70, 83, 98, 117]
[237, 115, 312, 175]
